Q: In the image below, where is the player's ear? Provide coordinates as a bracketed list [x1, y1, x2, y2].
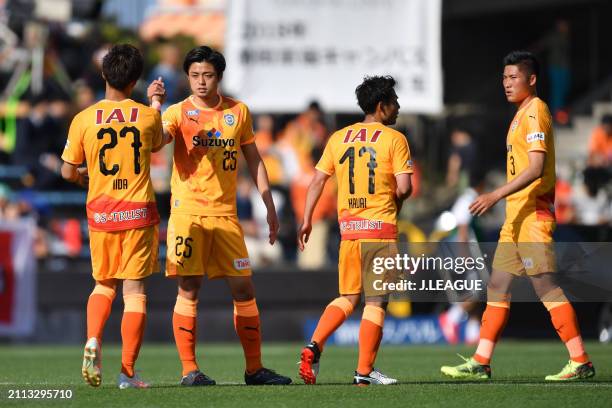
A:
[529, 74, 537, 87]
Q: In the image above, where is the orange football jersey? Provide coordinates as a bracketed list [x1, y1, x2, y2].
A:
[316, 122, 413, 240]
[162, 95, 255, 216]
[505, 97, 556, 223]
[62, 99, 162, 232]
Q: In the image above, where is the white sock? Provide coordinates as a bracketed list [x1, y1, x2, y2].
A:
[465, 318, 481, 343]
[447, 303, 467, 324]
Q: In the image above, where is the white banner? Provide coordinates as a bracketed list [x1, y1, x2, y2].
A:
[225, 0, 442, 113]
[0, 220, 37, 338]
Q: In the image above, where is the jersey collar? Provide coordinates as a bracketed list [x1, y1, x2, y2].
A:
[189, 94, 224, 111]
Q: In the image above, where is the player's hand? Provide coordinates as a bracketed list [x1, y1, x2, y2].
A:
[76, 167, 89, 188]
[469, 191, 501, 216]
[147, 76, 166, 108]
[297, 222, 312, 252]
[267, 210, 279, 245]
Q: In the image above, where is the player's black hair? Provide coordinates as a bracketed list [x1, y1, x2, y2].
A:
[355, 75, 397, 115]
[101, 44, 143, 91]
[183, 46, 226, 78]
[601, 114, 612, 126]
[503, 50, 540, 78]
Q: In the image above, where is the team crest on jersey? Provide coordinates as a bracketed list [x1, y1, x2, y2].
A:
[511, 119, 519, 132]
[224, 114, 235, 126]
[187, 109, 199, 116]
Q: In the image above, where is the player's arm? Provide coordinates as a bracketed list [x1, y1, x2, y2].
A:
[470, 151, 545, 216]
[298, 170, 331, 251]
[147, 77, 172, 150]
[395, 173, 412, 213]
[241, 142, 279, 245]
[61, 162, 88, 188]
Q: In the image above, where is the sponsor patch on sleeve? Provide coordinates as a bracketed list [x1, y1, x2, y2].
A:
[526, 132, 545, 143]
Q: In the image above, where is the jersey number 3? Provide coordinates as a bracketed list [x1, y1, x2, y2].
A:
[339, 146, 377, 194]
[97, 126, 142, 176]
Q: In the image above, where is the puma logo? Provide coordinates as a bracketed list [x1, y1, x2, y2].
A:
[244, 326, 259, 332]
[188, 116, 199, 123]
[179, 326, 194, 335]
[177, 260, 184, 267]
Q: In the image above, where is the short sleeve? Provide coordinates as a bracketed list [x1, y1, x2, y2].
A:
[161, 103, 181, 141]
[315, 139, 335, 176]
[525, 103, 550, 153]
[239, 105, 256, 146]
[61, 114, 85, 165]
[392, 133, 414, 175]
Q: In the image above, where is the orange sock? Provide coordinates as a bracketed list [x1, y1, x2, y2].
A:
[542, 288, 589, 363]
[311, 297, 355, 350]
[121, 294, 146, 377]
[473, 298, 510, 365]
[234, 299, 263, 374]
[173, 295, 198, 376]
[357, 305, 385, 375]
[86, 285, 116, 341]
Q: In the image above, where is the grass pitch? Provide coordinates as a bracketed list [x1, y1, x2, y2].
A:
[1, 341, 611, 407]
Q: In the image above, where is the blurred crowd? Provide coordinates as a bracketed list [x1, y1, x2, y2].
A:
[0, 13, 610, 268]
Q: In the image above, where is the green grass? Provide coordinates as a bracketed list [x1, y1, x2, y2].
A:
[0, 341, 611, 407]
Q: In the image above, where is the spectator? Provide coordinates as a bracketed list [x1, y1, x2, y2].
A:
[13, 94, 65, 189]
[573, 167, 610, 225]
[280, 101, 328, 181]
[536, 19, 571, 123]
[236, 174, 284, 267]
[446, 128, 477, 189]
[555, 177, 574, 224]
[0, 183, 11, 220]
[588, 114, 612, 168]
[291, 167, 337, 269]
[254, 114, 285, 186]
[148, 43, 188, 108]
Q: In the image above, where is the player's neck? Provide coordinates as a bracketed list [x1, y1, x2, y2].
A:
[515, 93, 537, 110]
[362, 113, 382, 124]
[105, 85, 131, 102]
[192, 93, 221, 109]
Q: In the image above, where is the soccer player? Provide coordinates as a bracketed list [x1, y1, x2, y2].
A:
[297, 75, 413, 385]
[61, 44, 163, 389]
[440, 51, 595, 381]
[147, 46, 291, 386]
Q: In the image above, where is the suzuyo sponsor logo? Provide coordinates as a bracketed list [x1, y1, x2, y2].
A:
[224, 113, 235, 126]
[207, 128, 222, 138]
[192, 127, 235, 148]
[234, 258, 251, 270]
